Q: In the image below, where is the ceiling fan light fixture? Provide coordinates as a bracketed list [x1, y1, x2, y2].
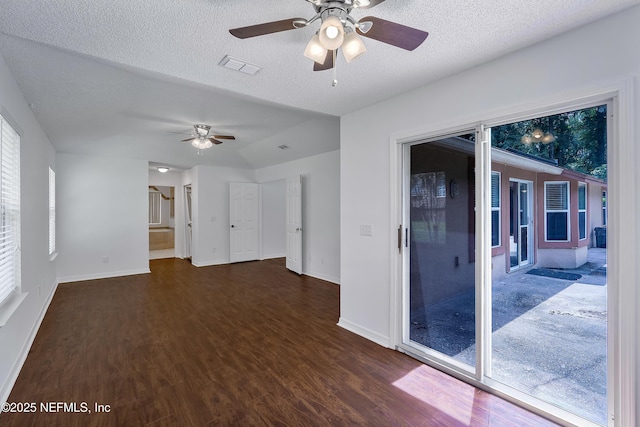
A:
[192, 137, 213, 150]
[319, 16, 344, 50]
[156, 166, 170, 173]
[304, 34, 328, 63]
[342, 30, 366, 62]
[531, 128, 544, 140]
[542, 133, 556, 144]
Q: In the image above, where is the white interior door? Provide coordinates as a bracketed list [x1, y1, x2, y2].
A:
[229, 182, 259, 263]
[286, 175, 302, 274]
[184, 185, 192, 261]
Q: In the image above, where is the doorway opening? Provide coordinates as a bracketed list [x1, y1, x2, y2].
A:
[149, 185, 176, 260]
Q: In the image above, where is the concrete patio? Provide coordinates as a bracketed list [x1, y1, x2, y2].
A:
[410, 248, 607, 424]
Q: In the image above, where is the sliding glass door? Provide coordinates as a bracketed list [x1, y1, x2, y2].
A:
[400, 103, 610, 426]
[405, 133, 477, 371]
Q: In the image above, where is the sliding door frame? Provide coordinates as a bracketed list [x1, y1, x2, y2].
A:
[389, 78, 635, 427]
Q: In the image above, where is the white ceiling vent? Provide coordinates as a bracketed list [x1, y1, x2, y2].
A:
[219, 55, 261, 76]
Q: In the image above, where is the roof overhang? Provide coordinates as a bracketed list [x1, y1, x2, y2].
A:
[491, 148, 564, 175]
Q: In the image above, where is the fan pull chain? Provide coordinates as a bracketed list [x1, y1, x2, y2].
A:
[331, 49, 338, 87]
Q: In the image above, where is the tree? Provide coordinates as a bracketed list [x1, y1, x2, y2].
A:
[490, 105, 607, 181]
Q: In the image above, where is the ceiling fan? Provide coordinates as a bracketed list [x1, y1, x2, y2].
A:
[229, 0, 428, 72]
[181, 124, 235, 151]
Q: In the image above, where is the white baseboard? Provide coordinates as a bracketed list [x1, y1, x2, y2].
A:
[1, 279, 59, 405]
[337, 317, 390, 348]
[304, 270, 340, 285]
[58, 268, 150, 284]
[191, 259, 229, 267]
[261, 253, 286, 260]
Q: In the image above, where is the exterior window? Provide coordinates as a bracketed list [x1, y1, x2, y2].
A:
[491, 172, 500, 247]
[545, 182, 570, 241]
[149, 191, 161, 225]
[578, 183, 587, 240]
[49, 167, 56, 255]
[410, 171, 446, 245]
[0, 115, 21, 306]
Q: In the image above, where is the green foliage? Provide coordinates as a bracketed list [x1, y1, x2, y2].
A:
[491, 105, 607, 181]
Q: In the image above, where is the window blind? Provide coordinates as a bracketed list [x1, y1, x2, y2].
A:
[0, 115, 21, 305]
[546, 183, 568, 210]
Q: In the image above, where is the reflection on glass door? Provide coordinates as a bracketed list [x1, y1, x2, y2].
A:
[405, 133, 477, 370]
[509, 180, 533, 269]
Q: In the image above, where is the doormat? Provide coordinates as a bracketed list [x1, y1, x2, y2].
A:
[526, 269, 582, 281]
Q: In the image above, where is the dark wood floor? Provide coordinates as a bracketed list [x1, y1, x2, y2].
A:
[3, 258, 558, 426]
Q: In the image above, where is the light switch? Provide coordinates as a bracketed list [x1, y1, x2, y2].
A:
[360, 224, 373, 236]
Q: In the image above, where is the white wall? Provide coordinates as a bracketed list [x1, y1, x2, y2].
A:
[190, 165, 255, 266]
[149, 170, 185, 257]
[56, 153, 150, 282]
[256, 150, 340, 284]
[0, 52, 58, 404]
[261, 179, 286, 259]
[340, 5, 639, 423]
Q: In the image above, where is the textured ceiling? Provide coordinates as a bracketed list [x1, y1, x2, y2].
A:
[0, 0, 637, 169]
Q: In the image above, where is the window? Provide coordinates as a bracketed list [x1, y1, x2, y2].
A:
[148, 191, 161, 225]
[0, 115, 21, 307]
[410, 171, 447, 245]
[491, 172, 500, 247]
[49, 167, 56, 255]
[545, 182, 570, 241]
[578, 183, 587, 240]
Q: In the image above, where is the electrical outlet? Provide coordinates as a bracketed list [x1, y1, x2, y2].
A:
[103, 256, 109, 264]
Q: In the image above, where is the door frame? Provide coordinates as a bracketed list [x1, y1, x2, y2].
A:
[389, 79, 635, 426]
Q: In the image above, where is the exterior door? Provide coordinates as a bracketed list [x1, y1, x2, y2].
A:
[286, 175, 302, 274]
[509, 180, 533, 269]
[229, 182, 259, 263]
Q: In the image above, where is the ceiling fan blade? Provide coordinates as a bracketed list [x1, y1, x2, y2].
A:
[168, 130, 195, 135]
[356, 16, 428, 51]
[229, 18, 305, 39]
[212, 135, 235, 140]
[181, 137, 196, 142]
[357, 0, 386, 9]
[313, 50, 335, 72]
[209, 138, 224, 145]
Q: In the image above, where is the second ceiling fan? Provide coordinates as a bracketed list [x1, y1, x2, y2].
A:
[181, 124, 235, 151]
[229, 0, 429, 72]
